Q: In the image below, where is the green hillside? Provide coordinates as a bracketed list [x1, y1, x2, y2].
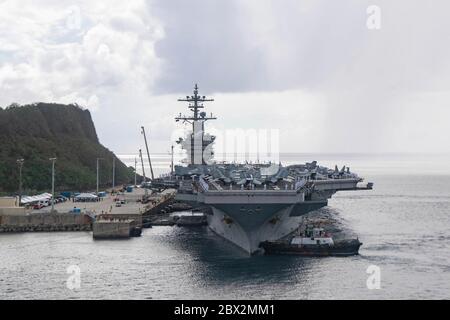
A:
[0, 103, 135, 194]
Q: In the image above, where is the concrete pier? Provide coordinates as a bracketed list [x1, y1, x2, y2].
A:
[92, 219, 138, 239]
[0, 187, 176, 234]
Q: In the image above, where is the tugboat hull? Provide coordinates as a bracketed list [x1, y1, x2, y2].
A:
[260, 239, 362, 257]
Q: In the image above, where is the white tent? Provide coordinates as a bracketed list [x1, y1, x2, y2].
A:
[74, 193, 98, 200]
[21, 193, 52, 204]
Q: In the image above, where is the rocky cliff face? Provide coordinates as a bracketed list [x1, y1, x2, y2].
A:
[0, 103, 134, 193]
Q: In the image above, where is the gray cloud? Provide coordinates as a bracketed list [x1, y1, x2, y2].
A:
[1, 0, 450, 155]
[152, 0, 450, 93]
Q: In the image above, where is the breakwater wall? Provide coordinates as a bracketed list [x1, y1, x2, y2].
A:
[0, 213, 92, 233]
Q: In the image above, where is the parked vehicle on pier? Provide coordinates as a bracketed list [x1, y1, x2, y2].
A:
[32, 203, 43, 210]
[39, 200, 49, 207]
[56, 195, 68, 203]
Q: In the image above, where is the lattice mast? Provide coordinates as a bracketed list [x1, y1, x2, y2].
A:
[176, 84, 216, 165]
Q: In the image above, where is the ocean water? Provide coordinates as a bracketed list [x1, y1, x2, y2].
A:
[1, 154, 450, 299]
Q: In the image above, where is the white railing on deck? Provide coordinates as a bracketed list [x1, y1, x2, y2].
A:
[199, 177, 209, 191]
[295, 179, 307, 190]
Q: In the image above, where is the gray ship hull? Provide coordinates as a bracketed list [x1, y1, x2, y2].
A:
[207, 201, 327, 254]
[174, 177, 364, 254]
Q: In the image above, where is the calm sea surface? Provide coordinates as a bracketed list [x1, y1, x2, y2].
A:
[1, 154, 450, 299]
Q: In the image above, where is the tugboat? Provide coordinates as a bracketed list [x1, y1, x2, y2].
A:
[260, 225, 362, 257]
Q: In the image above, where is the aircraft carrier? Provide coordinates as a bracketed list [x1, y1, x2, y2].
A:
[153, 85, 373, 254]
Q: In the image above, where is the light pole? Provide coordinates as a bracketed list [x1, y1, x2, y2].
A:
[49, 157, 57, 212]
[134, 157, 137, 186]
[17, 159, 24, 207]
[171, 145, 174, 176]
[96, 158, 103, 195]
[112, 157, 115, 190]
[139, 149, 148, 197]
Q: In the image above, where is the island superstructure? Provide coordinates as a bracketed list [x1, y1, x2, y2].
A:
[153, 85, 373, 254]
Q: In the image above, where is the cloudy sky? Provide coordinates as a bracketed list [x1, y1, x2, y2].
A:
[1, 0, 450, 157]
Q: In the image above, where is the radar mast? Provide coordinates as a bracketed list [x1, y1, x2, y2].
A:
[176, 84, 216, 165]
